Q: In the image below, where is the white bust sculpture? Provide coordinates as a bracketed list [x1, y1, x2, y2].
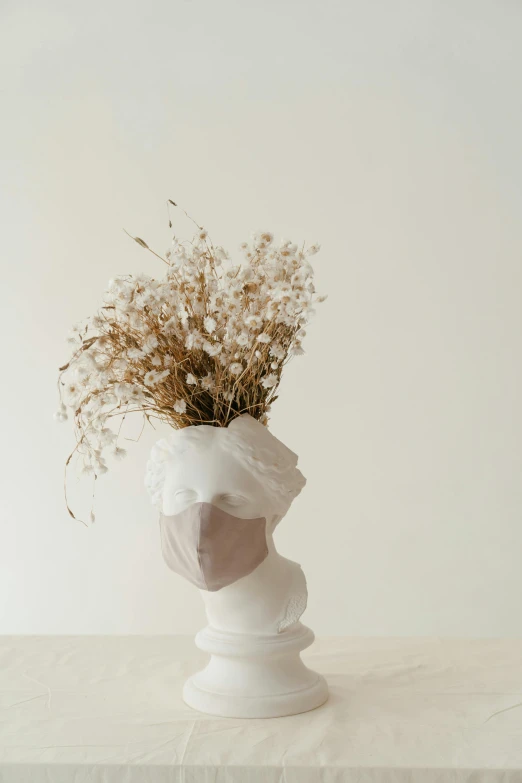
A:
[146, 413, 328, 718]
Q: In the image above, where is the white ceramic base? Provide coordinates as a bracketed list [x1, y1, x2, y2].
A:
[183, 622, 329, 718]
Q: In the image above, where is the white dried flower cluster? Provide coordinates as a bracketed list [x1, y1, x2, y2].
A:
[56, 225, 325, 509]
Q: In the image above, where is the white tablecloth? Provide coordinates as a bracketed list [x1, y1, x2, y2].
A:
[0, 635, 521, 782]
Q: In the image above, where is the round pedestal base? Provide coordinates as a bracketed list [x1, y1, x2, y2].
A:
[184, 671, 328, 719]
[183, 622, 329, 718]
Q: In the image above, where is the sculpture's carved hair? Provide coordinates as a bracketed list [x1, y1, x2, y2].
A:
[145, 413, 306, 516]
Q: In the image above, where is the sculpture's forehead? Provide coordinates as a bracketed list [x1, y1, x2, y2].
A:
[163, 437, 261, 491]
[166, 429, 231, 462]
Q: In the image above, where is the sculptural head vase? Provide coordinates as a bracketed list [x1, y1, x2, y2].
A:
[145, 413, 328, 718]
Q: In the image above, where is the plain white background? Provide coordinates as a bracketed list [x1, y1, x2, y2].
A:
[1, 0, 521, 636]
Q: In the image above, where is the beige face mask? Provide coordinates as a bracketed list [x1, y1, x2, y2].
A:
[159, 501, 269, 592]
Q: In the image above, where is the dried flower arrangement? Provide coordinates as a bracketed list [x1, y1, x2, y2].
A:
[56, 202, 325, 521]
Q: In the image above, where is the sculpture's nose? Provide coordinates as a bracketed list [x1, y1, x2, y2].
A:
[197, 491, 220, 508]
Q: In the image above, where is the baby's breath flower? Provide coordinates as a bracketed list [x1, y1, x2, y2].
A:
[186, 373, 197, 385]
[185, 330, 202, 350]
[203, 340, 222, 357]
[201, 373, 215, 391]
[173, 398, 186, 414]
[144, 369, 170, 386]
[270, 343, 285, 360]
[98, 428, 117, 447]
[244, 314, 262, 330]
[113, 383, 131, 400]
[236, 332, 250, 346]
[127, 347, 145, 360]
[141, 334, 159, 355]
[261, 373, 278, 389]
[204, 316, 217, 333]
[63, 382, 80, 407]
[214, 246, 228, 262]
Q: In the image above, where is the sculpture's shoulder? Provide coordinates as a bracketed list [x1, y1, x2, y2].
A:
[277, 559, 308, 633]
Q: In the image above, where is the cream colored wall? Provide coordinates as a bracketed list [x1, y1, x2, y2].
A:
[1, 0, 522, 635]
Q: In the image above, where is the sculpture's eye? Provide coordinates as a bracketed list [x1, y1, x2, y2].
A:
[175, 488, 198, 504]
[219, 493, 247, 507]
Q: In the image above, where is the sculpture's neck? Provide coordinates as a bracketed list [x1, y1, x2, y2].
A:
[200, 527, 303, 635]
[266, 532, 277, 557]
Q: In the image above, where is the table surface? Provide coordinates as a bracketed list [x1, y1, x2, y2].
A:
[1, 635, 522, 782]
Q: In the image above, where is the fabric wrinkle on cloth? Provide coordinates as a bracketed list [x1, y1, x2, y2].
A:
[1, 636, 522, 782]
